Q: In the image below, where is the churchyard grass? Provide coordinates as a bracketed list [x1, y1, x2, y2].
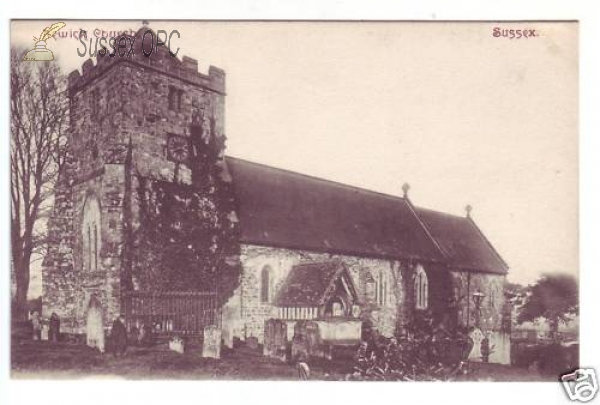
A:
[11, 339, 551, 381]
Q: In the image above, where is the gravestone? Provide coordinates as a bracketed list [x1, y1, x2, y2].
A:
[203, 325, 222, 358]
[305, 321, 322, 355]
[291, 321, 309, 361]
[246, 336, 259, 351]
[169, 337, 185, 354]
[86, 295, 105, 353]
[468, 327, 485, 362]
[263, 319, 288, 361]
[292, 321, 330, 360]
[222, 306, 237, 348]
[41, 323, 49, 341]
[291, 333, 309, 362]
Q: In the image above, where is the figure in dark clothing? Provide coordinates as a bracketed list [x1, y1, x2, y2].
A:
[139, 323, 156, 347]
[128, 325, 139, 346]
[111, 316, 128, 357]
[49, 312, 61, 343]
[481, 336, 491, 363]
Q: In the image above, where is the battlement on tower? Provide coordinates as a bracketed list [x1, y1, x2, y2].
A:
[67, 28, 225, 96]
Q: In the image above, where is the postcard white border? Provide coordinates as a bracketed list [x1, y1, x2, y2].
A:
[1, 2, 598, 405]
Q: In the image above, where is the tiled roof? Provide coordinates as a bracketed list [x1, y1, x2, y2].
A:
[414, 208, 508, 274]
[274, 261, 357, 307]
[225, 157, 444, 262]
[221, 156, 508, 274]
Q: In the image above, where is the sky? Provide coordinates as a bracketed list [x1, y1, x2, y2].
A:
[11, 20, 578, 294]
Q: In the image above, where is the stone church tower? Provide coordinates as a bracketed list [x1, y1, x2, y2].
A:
[42, 27, 227, 333]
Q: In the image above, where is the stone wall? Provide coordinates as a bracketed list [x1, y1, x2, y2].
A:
[450, 270, 507, 332]
[42, 164, 77, 330]
[222, 244, 508, 348]
[43, 60, 130, 332]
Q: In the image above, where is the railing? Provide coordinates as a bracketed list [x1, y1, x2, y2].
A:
[277, 307, 320, 320]
[123, 290, 218, 336]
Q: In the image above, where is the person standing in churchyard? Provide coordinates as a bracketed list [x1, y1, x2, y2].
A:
[49, 312, 60, 343]
[86, 294, 105, 353]
[110, 315, 128, 357]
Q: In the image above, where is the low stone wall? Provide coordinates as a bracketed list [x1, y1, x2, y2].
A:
[316, 319, 362, 344]
[488, 331, 511, 365]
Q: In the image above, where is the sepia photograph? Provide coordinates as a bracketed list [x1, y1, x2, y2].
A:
[4, 11, 592, 403]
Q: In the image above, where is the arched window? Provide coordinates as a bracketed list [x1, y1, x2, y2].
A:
[82, 195, 101, 271]
[260, 265, 271, 303]
[375, 269, 388, 307]
[489, 282, 501, 310]
[414, 265, 429, 310]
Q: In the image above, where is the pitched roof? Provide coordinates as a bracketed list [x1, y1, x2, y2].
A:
[223, 156, 507, 274]
[274, 261, 358, 307]
[414, 208, 508, 274]
[225, 156, 443, 262]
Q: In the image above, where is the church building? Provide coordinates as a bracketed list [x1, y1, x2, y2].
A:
[42, 27, 510, 363]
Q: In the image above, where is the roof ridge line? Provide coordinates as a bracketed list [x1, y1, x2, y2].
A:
[225, 155, 409, 204]
[319, 264, 345, 306]
[466, 217, 510, 271]
[414, 205, 467, 220]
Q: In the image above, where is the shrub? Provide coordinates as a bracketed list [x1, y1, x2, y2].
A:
[349, 312, 471, 381]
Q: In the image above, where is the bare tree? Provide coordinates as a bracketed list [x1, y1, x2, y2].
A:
[10, 47, 68, 321]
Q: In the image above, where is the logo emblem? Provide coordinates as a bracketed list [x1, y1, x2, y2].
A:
[561, 368, 599, 403]
[23, 22, 66, 61]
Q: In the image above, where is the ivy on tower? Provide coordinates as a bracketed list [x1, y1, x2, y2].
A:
[134, 107, 241, 305]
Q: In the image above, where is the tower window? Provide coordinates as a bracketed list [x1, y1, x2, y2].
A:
[414, 265, 429, 310]
[168, 86, 183, 111]
[89, 88, 101, 123]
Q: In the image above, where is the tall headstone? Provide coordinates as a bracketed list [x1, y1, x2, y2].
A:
[222, 306, 237, 348]
[203, 325, 222, 358]
[263, 319, 288, 361]
[291, 321, 309, 361]
[86, 295, 105, 352]
[468, 327, 485, 362]
[41, 324, 49, 341]
[305, 321, 321, 354]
